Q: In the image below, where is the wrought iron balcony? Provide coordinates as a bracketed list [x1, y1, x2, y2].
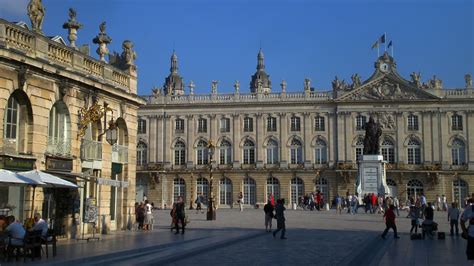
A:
[47, 137, 71, 156]
[112, 144, 128, 164]
[81, 139, 103, 161]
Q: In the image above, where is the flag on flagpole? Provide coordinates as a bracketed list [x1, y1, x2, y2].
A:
[387, 40, 393, 49]
[371, 34, 386, 50]
[371, 40, 379, 50]
[379, 33, 386, 44]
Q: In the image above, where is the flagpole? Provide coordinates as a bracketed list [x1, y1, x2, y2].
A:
[377, 44, 380, 57]
[384, 32, 387, 52]
[391, 43, 394, 57]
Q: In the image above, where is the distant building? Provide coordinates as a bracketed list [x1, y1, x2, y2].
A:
[0, 4, 143, 237]
[138, 50, 473, 209]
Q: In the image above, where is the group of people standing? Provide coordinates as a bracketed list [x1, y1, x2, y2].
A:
[134, 200, 153, 231]
[263, 198, 286, 239]
[298, 191, 325, 211]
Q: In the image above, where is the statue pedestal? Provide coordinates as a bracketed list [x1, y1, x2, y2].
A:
[356, 155, 389, 196]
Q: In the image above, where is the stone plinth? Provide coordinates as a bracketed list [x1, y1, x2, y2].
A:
[356, 155, 389, 196]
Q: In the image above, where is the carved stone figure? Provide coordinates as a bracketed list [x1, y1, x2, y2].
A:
[280, 80, 287, 93]
[234, 80, 240, 93]
[188, 81, 195, 95]
[363, 116, 382, 155]
[465, 74, 472, 88]
[351, 73, 361, 88]
[62, 8, 83, 48]
[211, 80, 218, 94]
[427, 75, 443, 89]
[359, 80, 418, 100]
[410, 72, 421, 87]
[304, 78, 311, 92]
[377, 113, 396, 129]
[152, 86, 162, 97]
[28, 0, 45, 33]
[121, 40, 137, 66]
[332, 76, 350, 92]
[92, 22, 112, 62]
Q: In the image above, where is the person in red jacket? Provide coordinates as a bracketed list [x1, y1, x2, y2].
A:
[371, 193, 377, 214]
[381, 205, 400, 239]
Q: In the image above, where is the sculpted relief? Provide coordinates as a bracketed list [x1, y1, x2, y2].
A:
[348, 80, 421, 100]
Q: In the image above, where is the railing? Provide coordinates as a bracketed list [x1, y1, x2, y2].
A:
[4, 24, 34, 52]
[0, 138, 18, 155]
[82, 58, 104, 77]
[112, 70, 129, 88]
[112, 144, 128, 164]
[81, 139, 103, 161]
[47, 137, 71, 156]
[48, 43, 73, 65]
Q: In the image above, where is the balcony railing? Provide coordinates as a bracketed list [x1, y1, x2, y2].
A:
[112, 144, 128, 164]
[47, 137, 71, 156]
[1, 138, 18, 155]
[81, 139, 103, 161]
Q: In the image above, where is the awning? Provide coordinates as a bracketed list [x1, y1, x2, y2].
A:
[18, 170, 78, 188]
[0, 169, 45, 186]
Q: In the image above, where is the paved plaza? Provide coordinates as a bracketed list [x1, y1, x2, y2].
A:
[5, 208, 471, 266]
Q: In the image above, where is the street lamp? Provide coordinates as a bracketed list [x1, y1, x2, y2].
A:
[207, 140, 216, 220]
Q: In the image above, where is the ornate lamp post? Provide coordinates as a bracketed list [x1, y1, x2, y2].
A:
[207, 140, 216, 220]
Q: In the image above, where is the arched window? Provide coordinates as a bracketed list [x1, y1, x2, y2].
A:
[173, 178, 186, 203]
[3, 92, 32, 154]
[48, 101, 71, 156]
[243, 177, 256, 205]
[451, 138, 466, 165]
[381, 138, 395, 163]
[355, 137, 364, 161]
[406, 179, 423, 200]
[290, 138, 303, 164]
[453, 179, 469, 207]
[266, 139, 279, 164]
[266, 177, 280, 200]
[174, 141, 186, 165]
[219, 177, 233, 206]
[196, 177, 209, 204]
[196, 140, 208, 165]
[407, 138, 421, 164]
[315, 139, 327, 164]
[243, 139, 255, 164]
[219, 140, 232, 165]
[386, 178, 397, 197]
[136, 142, 147, 165]
[315, 177, 329, 200]
[290, 177, 304, 204]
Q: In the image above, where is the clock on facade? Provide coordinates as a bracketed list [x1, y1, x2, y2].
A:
[380, 63, 390, 73]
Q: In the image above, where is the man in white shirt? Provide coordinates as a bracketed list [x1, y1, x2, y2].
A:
[5, 216, 25, 246]
[32, 212, 48, 238]
[461, 195, 474, 260]
[448, 202, 460, 236]
[144, 200, 153, 230]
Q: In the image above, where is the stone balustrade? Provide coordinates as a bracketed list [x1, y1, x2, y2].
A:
[0, 19, 134, 92]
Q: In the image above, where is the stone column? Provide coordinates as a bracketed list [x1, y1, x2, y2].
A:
[431, 111, 441, 164]
[186, 115, 194, 169]
[157, 115, 164, 163]
[327, 112, 336, 166]
[336, 112, 346, 163]
[232, 114, 241, 169]
[163, 114, 172, 169]
[210, 114, 217, 143]
[345, 112, 354, 162]
[395, 111, 405, 163]
[279, 113, 288, 168]
[256, 113, 264, 169]
[422, 111, 433, 163]
[148, 116, 157, 162]
[439, 111, 450, 169]
[466, 111, 474, 170]
[303, 112, 312, 168]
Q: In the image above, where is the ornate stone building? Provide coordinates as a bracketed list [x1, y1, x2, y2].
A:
[0, 2, 143, 237]
[138, 50, 473, 209]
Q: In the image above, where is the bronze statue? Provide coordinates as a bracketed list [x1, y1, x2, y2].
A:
[28, 0, 45, 33]
[363, 116, 382, 155]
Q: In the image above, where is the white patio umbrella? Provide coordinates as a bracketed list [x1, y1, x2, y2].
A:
[0, 169, 45, 186]
[18, 170, 78, 188]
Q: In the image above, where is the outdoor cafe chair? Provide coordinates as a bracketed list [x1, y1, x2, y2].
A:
[7, 230, 43, 262]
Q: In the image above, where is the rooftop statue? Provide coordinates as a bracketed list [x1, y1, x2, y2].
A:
[351, 73, 361, 88]
[234, 80, 240, 93]
[211, 80, 218, 94]
[28, 0, 45, 33]
[62, 8, 83, 48]
[93, 22, 112, 62]
[304, 78, 311, 92]
[410, 72, 421, 87]
[121, 40, 137, 66]
[465, 74, 472, 88]
[280, 80, 287, 93]
[363, 116, 382, 155]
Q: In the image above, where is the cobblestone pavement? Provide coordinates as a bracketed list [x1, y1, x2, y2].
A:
[4, 208, 469, 266]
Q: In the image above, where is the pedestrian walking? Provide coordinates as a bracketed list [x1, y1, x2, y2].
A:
[460, 195, 474, 261]
[381, 205, 400, 239]
[238, 192, 244, 212]
[195, 193, 204, 214]
[409, 206, 419, 235]
[393, 197, 400, 216]
[173, 196, 186, 234]
[137, 202, 145, 230]
[264, 200, 274, 232]
[336, 195, 342, 215]
[144, 200, 153, 231]
[442, 194, 448, 211]
[448, 202, 460, 236]
[436, 194, 441, 211]
[273, 199, 287, 239]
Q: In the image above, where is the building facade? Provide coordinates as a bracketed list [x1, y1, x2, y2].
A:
[0, 3, 143, 238]
[138, 50, 473, 209]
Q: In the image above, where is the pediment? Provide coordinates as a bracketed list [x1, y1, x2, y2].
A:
[336, 75, 439, 101]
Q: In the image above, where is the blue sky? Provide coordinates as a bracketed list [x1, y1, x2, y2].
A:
[0, 0, 472, 95]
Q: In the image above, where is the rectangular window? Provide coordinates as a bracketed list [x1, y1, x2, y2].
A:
[408, 148, 421, 164]
[355, 147, 363, 161]
[381, 148, 395, 163]
[407, 115, 419, 131]
[315, 116, 325, 131]
[244, 117, 253, 132]
[267, 117, 277, 132]
[356, 115, 366, 131]
[315, 148, 327, 164]
[175, 119, 185, 133]
[137, 119, 147, 134]
[452, 115, 463, 131]
[243, 149, 255, 164]
[291, 117, 301, 131]
[198, 118, 207, 133]
[175, 150, 185, 165]
[219, 148, 232, 164]
[220, 118, 230, 133]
